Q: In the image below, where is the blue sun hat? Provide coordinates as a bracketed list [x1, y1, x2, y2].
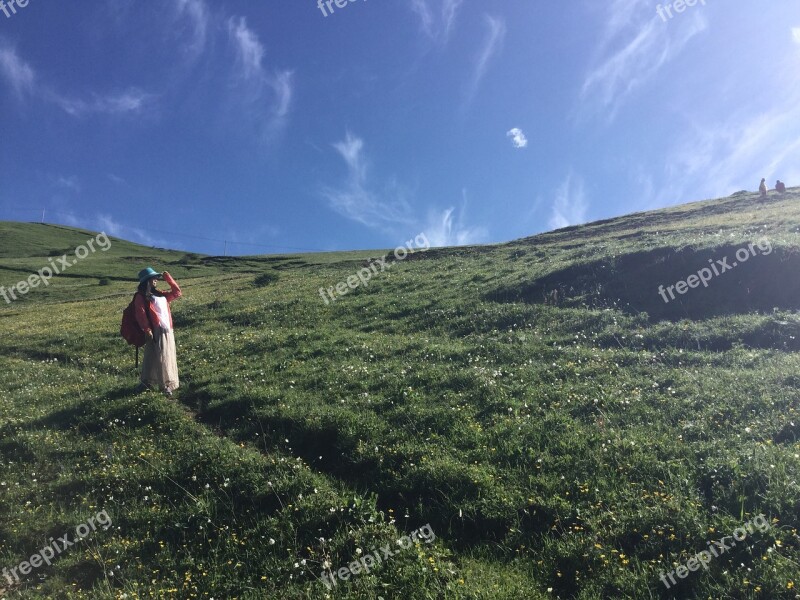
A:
[137, 267, 161, 284]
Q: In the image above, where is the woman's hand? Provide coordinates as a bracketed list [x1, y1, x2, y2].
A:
[146, 330, 154, 342]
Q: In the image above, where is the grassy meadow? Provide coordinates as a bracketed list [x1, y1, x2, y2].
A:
[1, 190, 800, 599]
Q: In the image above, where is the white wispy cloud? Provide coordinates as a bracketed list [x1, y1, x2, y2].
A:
[227, 16, 294, 136]
[410, 0, 464, 42]
[549, 175, 588, 230]
[599, 0, 651, 45]
[55, 175, 80, 193]
[793, 27, 800, 45]
[0, 41, 153, 116]
[464, 15, 506, 108]
[663, 103, 800, 203]
[322, 135, 486, 246]
[228, 16, 265, 82]
[441, 0, 463, 40]
[628, 21, 800, 212]
[507, 128, 528, 149]
[51, 88, 154, 117]
[59, 212, 83, 228]
[424, 191, 488, 246]
[410, 0, 435, 38]
[581, 1, 706, 120]
[97, 214, 162, 248]
[96, 214, 127, 238]
[0, 44, 35, 98]
[322, 132, 414, 229]
[174, 0, 209, 59]
[270, 70, 293, 119]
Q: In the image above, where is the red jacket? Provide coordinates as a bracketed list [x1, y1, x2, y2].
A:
[134, 272, 182, 334]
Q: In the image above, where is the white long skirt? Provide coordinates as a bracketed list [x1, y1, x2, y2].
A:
[140, 327, 179, 392]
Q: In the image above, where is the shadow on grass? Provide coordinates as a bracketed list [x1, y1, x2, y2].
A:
[185, 390, 559, 550]
[487, 244, 800, 325]
[17, 386, 160, 436]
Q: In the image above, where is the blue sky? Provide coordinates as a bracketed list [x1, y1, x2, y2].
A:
[1, 0, 799, 255]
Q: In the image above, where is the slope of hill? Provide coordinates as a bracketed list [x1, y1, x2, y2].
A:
[1, 190, 799, 599]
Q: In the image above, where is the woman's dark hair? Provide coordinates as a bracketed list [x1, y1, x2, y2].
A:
[138, 279, 165, 295]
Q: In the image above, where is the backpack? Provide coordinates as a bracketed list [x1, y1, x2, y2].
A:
[121, 292, 151, 367]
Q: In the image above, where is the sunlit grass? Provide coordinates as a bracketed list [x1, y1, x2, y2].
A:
[1, 190, 800, 598]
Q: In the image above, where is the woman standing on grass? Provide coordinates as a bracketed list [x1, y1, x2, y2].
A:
[134, 267, 182, 397]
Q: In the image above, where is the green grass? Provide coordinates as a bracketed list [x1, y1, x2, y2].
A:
[1, 189, 800, 598]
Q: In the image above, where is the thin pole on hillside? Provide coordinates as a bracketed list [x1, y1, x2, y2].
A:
[224, 240, 227, 256]
[41, 208, 45, 223]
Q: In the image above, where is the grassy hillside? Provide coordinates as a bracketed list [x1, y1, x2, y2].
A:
[1, 189, 800, 599]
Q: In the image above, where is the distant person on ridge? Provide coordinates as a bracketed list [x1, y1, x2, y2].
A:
[759, 178, 768, 198]
[775, 180, 786, 193]
[134, 268, 182, 397]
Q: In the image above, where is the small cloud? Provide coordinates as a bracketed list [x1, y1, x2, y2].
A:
[107, 173, 127, 185]
[793, 28, 800, 45]
[506, 128, 528, 149]
[549, 175, 588, 230]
